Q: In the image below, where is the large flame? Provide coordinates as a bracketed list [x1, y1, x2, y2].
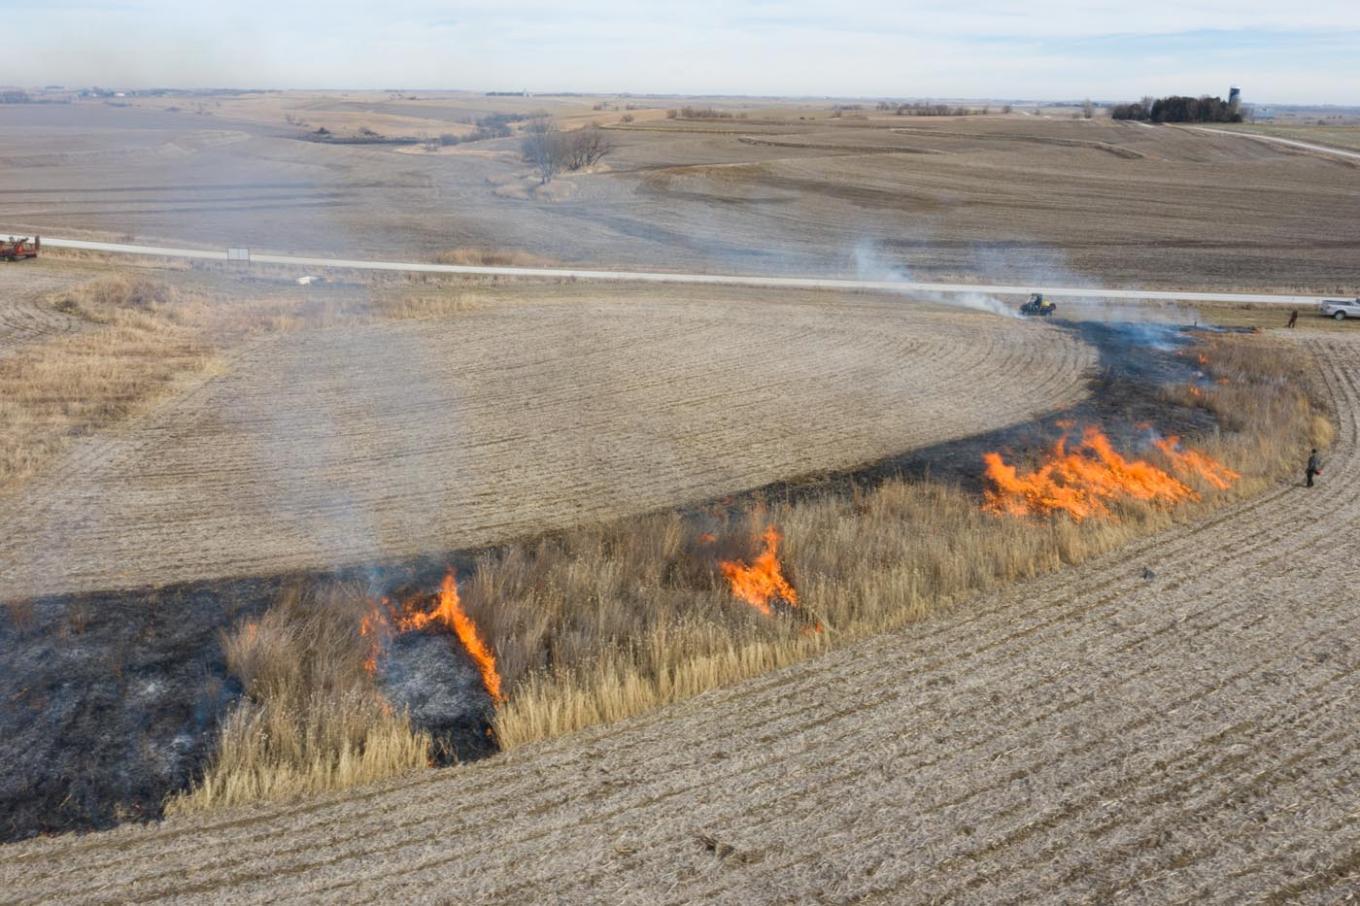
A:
[719, 526, 798, 616]
[362, 573, 504, 705]
[983, 426, 1197, 521]
[1152, 436, 1240, 491]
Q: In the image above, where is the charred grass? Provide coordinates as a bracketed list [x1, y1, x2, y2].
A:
[175, 328, 1332, 813]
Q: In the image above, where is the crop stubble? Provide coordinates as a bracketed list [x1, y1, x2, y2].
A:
[2, 333, 1357, 903]
[0, 293, 1092, 600]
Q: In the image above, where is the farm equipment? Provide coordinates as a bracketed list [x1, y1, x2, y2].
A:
[1, 235, 39, 261]
[1019, 293, 1055, 317]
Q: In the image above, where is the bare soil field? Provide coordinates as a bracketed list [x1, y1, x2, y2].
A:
[0, 284, 1093, 600]
[4, 332, 1355, 903]
[2, 95, 1359, 290]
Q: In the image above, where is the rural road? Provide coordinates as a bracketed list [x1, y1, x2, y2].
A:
[6, 332, 1359, 903]
[1187, 125, 1360, 164]
[30, 235, 1337, 306]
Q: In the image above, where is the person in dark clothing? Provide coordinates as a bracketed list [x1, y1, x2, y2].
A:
[1306, 449, 1321, 487]
[1287, 309, 1299, 329]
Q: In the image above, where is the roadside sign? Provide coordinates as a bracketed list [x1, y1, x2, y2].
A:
[227, 247, 251, 262]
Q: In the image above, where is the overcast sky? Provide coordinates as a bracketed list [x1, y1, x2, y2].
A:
[3, 1, 1358, 104]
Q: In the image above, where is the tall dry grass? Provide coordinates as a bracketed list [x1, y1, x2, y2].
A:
[166, 584, 431, 815]
[0, 276, 213, 492]
[488, 333, 1332, 746]
[433, 247, 557, 268]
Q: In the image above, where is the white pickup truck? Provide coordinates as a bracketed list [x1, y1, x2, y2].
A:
[1319, 298, 1360, 320]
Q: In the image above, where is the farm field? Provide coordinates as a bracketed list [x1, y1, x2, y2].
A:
[2, 94, 1360, 291]
[5, 332, 1357, 903]
[0, 277, 1093, 600]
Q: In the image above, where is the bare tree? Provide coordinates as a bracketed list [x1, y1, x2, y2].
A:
[521, 116, 562, 184]
[565, 127, 613, 170]
[1082, 98, 1095, 119]
[522, 118, 614, 183]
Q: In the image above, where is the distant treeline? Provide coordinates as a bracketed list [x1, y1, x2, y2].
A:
[0, 90, 32, 104]
[1112, 95, 1242, 123]
[666, 107, 747, 120]
[875, 101, 1002, 116]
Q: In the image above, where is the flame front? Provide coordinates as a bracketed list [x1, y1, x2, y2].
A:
[719, 526, 798, 616]
[1152, 436, 1240, 491]
[983, 426, 1197, 521]
[362, 573, 504, 705]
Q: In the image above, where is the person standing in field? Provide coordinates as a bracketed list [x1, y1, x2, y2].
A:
[1287, 309, 1299, 329]
[1306, 448, 1322, 487]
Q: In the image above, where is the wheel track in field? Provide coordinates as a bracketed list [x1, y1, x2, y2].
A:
[0, 296, 1092, 601]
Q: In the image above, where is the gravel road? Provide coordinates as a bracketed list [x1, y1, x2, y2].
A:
[27, 235, 1337, 306]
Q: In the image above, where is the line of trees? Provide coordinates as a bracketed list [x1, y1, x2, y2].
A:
[666, 107, 746, 120]
[1112, 95, 1242, 124]
[876, 102, 992, 116]
[521, 117, 613, 184]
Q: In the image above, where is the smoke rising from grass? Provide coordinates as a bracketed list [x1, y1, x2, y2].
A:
[852, 241, 1018, 318]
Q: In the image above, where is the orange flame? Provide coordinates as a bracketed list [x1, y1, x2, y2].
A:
[360, 574, 504, 704]
[983, 426, 1197, 521]
[719, 526, 798, 616]
[396, 572, 504, 704]
[1152, 436, 1240, 491]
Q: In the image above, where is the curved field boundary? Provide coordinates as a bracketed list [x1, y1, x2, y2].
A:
[4, 332, 1358, 903]
[0, 295, 1093, 600]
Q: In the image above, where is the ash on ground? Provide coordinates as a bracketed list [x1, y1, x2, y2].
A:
[379, 630, 498, 763]
[0, 579, 270, 841]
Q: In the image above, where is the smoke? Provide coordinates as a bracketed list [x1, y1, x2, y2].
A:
[958, 242, 1208, 327]
[851, 240, 1018, 318]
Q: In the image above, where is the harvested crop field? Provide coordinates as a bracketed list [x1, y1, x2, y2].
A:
[3, 96, 1360, 291]
[6, 332, 1357, 903]
[0, 289, 1093, 599]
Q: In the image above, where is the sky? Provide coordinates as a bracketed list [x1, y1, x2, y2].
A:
[2, 1, 1358, 105]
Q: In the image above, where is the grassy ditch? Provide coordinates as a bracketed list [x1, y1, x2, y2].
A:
[169, 327, 1334, 814]
[0, 275, 214, 492]
[164, 585, 430, 815]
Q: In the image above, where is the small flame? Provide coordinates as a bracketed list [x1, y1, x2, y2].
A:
[360, 574, 504, 704]
[719, 526, 798, 616]
[983, 426, 1197, 521]
[398, 572, 504, 704]
[359, 599, 392, 677]
[1152, 436, 1240, 491]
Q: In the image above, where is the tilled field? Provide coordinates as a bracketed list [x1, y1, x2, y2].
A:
[0, 292, 1092, 599]
[4, 101, 1360, 290]
[5, 333, 1356, 903]
[0, 265, 86, 355]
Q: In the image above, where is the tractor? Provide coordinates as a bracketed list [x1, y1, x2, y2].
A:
[1, 235, 39, 261]
[1019, 292, 1055, 317]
